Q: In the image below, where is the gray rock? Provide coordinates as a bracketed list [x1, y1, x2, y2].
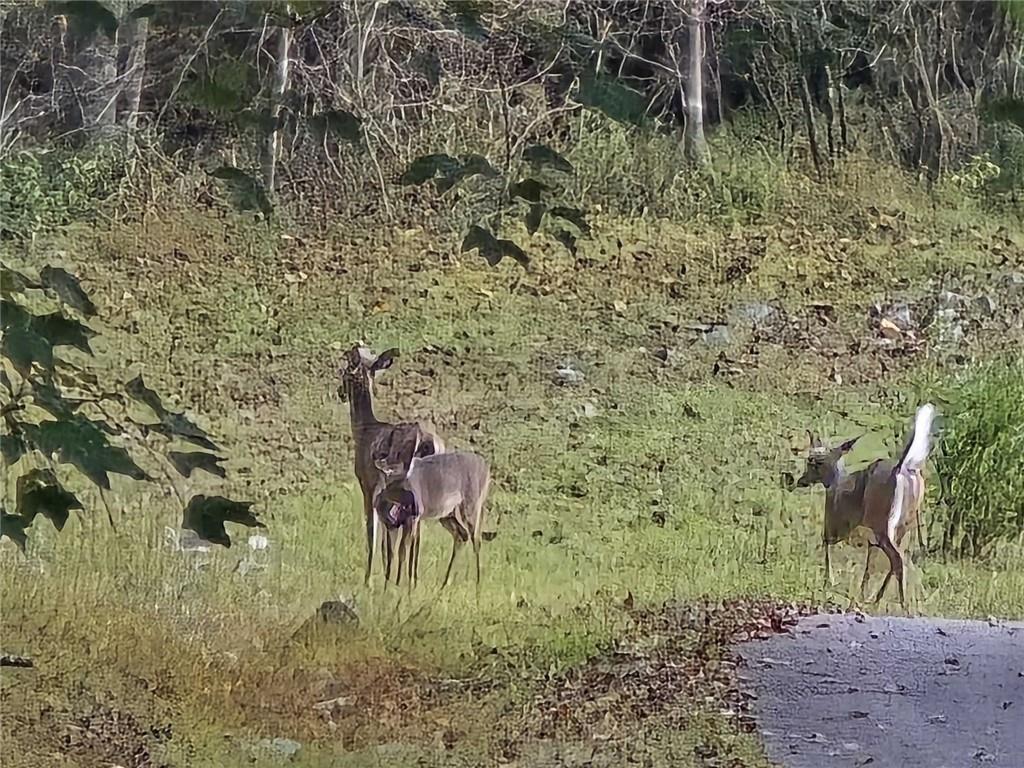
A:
[1003, 271, 1024, 294]
[973, 294, 998, 316]
[252, 737, 302, 760]
[936, 290, 966, 310]
[932, 308, 964, 346]
[701, 324, 733, 347]
[554, 363, 585, 386]
[731, 302, 778, 327]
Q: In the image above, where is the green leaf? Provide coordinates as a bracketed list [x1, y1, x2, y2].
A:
[308, 110, 363, 143]
[22, 415, 150, 490]
[400, 154, 460, 186]
[461, 226, 530, 268]
[0, 511, 28, 553]
[983, 97, 1024, 130]
[54, 0, 119, 40]
[510, 178, 547, 202]
[1, 264, 40, 298]
[525, 203, 545, 235]
[168, 451, 227, 479]
[553, 229, 578, 256]
[39, 266, 98, 317]
[443, 0, 492, 40]
[2, 302, 54, 376]
[1, 433, 26, 466]
[577, 71, 651, 126]
[125, 374, 219, 451]
[522, 145, 574, 174]
[182, 494, 262, 548]
[16, 468, 82, 531]
[209, 166, 273, 217]
[549, 206, 591, 235]
[34, 313, 96, 355]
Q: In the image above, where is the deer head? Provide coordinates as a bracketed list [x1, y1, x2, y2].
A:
[795, 430, 860, 489]
[337, 344, 398, 404]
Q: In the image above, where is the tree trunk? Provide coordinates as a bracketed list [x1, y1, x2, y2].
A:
[262, 21, 291, 196]
[118, 14, 149, 130]
[685, 0, 709, 165]
[77, 30, 119, 138]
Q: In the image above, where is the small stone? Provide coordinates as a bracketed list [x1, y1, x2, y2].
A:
[701, 325, 733, 347]
[554, 365, 585, 385]
[878, 318, 903, 340]
[972, 295, 997, 316]
[936, 290, 965, 310]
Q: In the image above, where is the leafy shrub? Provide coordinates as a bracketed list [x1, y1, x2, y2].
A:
[1, 262, 262, 551]
[933, 357, 1024, 558]
[0, 146, 126, 239]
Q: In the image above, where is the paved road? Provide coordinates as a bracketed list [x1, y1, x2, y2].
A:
[736, 614, 1024, 768]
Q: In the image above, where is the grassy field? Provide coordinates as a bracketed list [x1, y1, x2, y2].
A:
[2, 154, 1023, 766]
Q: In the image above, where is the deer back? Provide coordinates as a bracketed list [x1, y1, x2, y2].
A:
[405, 451, 490, 522]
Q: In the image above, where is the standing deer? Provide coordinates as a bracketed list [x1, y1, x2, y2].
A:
[375, 451, 491, 589]
[796, 403, 936, 609]
[337, 344, 444, 585]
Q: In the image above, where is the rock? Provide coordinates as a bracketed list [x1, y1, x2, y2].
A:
[972, 294, 998, 316]
[932, 308, 964, 346]
[1004, 271, 1024, 294]
[315, 598, 359, 626]
[554, 364, 585, 386]
[252, 737, 302, 760]
[871, 301, 914, 331]
[878, 318, 903, 340]
[936, 290, 966, 310]
[701, 324, 733, 347]
[730, 302, 778, 328]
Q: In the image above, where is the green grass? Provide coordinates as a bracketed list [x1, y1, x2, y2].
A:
[2, 151, 1023, 766]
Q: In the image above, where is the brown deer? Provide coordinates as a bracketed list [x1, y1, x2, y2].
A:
[796, 403, 936, 610]
[337, 344, 444, 585]
[375, 451, 491, 589]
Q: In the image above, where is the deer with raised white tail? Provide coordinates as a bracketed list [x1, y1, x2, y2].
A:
[375, 451, 491, 589]
[796, 403, 936, 610]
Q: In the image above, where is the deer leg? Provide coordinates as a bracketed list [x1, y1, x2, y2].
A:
[823, 541, 834, 588]
[439, 516, 468, 589]
[383, 527, 398, 588]
[363, 494, 375, 586]
[873, 537, 906, 609]
[410, 520, 420, 588]
[859, 545, 876, 601]
[396, 524, 410, 588]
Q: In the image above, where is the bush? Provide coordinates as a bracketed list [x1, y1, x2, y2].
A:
[934, 357, 1024, 558]
[0, 145, 127, 239]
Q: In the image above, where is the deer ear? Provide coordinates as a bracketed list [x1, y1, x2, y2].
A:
[837, 435, 860, 453]
[806, 429, 820, 448]
[372, 348, 399, 372]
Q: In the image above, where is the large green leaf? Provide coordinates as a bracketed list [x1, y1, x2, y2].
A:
[1, 301, 95, 375]
[577, 71, 652, 126]
[984, 97, 1024, 130]
[510, 178, 547, 202]
[522, 145, 574, 174]
[0, 511, 28, 553]
[39, 267, 98, 317]
[16, 468, 82, 532]
[54, 0, 119, 40]
[22, 416, 150, 490]
[125, 374, 219, 451]
[182, 494, 262, 548]
[0, 433, 26, 466]
[209, 166, 273, 217]
[525, 203, 545, 235]
[168, 450, 227, 479]
[461, 226, 530, 268]
[308, 110, 363, 143]
[549, 205, 591, 235]
[399, 154, 498, 192]
[1, 265, 40, 298]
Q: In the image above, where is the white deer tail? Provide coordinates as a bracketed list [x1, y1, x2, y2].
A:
[887, 403, 936, 541]
[897, 403, 936, 474]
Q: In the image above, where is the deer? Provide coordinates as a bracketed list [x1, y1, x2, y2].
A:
[337, 344, 445, 586]
[374, 451, 491, 590]
[795, 403, 936, 610]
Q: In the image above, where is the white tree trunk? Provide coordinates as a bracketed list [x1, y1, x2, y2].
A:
[118, 14, 149, 130]
[78, 32, 119, 137]
[262, 21, 290, 195]
[685, 0, 710, 164]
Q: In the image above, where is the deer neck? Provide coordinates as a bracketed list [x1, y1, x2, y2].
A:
[823, 457, 848, 490]
[348, 379, 378, 430]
